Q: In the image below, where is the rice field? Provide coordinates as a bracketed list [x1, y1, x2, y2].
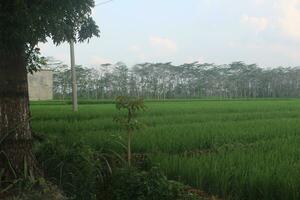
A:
[31, 99, 300, 200]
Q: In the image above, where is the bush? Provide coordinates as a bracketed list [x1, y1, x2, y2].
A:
[100, 166, 202, 200]
[36, 140, 110, 200]
[35, 139, 202, 200]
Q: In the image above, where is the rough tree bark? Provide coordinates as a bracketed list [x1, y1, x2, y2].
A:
[0, 47, 39, 181]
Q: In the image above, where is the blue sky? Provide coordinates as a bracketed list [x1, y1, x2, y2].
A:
[40, 0, 300, 68]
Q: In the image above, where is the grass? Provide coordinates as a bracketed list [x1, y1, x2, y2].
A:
[31, 99, 300, 200]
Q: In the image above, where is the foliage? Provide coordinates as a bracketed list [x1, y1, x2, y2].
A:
[100, 166, 202, 200]
[114, 96, 146, 166]
[1, 0, 99, 46]
[0, 0, 99, 70]
[25, 45, 47, 74]
[115, 96, 146, 131]
[35, 139, 117, 200]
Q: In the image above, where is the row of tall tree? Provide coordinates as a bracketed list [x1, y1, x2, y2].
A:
[50, 61, 300, 99]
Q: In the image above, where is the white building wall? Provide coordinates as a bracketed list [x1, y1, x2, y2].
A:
[28, 70, 53, 100]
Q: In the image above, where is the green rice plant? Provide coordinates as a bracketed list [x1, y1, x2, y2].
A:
[30, 99, 300, 200]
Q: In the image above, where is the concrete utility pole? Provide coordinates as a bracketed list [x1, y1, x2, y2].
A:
[70, 40, 78, 112]
[67, 0, 114, 112]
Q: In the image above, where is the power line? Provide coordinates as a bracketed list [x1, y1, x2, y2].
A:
[95, 0, 114, 6]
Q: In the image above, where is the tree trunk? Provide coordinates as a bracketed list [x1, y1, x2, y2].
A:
[127, 131, 132, 167]
[0, 48, 39, 181]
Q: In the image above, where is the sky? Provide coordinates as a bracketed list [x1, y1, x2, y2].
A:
[39, 0, 300, 68]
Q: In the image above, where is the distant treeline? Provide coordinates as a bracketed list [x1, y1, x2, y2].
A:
[50, 62, 300, 99]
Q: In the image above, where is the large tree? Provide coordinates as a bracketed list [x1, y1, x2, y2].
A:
[0, 0, 99, 181]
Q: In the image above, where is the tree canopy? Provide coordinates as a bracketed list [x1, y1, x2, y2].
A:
[0, 0, 99, 63]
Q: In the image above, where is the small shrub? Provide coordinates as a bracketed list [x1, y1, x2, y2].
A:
[36, 139, 115, 200]
[114, 96, 146, 166]
[100, 166, 203, 200]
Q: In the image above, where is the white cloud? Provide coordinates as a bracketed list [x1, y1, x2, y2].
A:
[241, 14, 269, 32]
[149, 36, 177, 52]
[277, 0, 300, 41]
